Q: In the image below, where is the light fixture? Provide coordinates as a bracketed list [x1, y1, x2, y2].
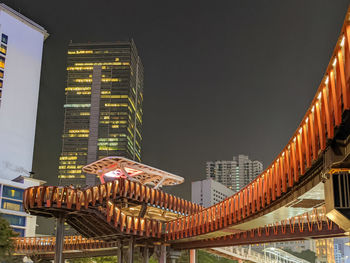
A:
[311, 105, 315, 112]
[341, 36, 345, 47]
[318, 92, 322, 100]
[333, 58, 337, 67]
[325, 76, 329, 85]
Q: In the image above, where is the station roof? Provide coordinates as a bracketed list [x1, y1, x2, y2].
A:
[83, 157, 184, 188]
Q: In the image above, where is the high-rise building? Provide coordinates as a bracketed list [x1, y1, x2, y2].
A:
[58, 40, 144, 187]
[0, 3, 48, 237]
[0, 4, 48, 181]
[191, 178, 234, 207]
[206, 155, 263, 192]
[0, 176, 45, 237]
[316, 238, 335, 263]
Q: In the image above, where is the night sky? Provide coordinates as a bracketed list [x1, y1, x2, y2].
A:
[3, 0, 349, 201]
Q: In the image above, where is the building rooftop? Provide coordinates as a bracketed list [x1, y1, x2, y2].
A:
[0, 3, 48, 39]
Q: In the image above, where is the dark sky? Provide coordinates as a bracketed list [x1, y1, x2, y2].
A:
[3, 0, 349, 200]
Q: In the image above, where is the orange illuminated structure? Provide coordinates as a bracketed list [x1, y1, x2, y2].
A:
[83, 156, 184, 188]
[15, 4, 350, 263]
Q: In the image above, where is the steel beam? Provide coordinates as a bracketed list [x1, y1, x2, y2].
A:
[171, 222, 345, 250]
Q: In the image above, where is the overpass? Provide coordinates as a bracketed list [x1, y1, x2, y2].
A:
[13, 4, 350, 263]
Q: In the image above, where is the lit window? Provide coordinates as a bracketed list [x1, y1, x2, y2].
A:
[0, 44, 6, 55]
[0, 56, 5, 69]
[2, 186, 24, 200]
[1, 34, 8, 44]
[2, 199, 23, 211]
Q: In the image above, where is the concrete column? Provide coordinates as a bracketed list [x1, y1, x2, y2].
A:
[54, 214, 65, 263]
[127, 237, 134, 263]
[159, 244, 167, 263]
[189, 249, 196, 263]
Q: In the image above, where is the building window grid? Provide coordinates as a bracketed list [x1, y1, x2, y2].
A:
[0, 33, 8, 106]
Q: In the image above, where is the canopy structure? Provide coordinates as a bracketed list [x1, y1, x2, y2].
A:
[83, 156, 184, 188]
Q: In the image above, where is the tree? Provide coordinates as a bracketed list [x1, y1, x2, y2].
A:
[0, 214, 20, 263]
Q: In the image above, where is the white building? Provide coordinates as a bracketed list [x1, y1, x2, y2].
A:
[0, 175, 45, 237]
[0, 4, 48, 180]
[192, 178, 234, 207]
[206, 155, 263, 193]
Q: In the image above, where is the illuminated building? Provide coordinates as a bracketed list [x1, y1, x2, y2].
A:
[0, 175, 45, 236]
[316, 238, 335, 263]
[206, 155, 263, 192]
[58, 40, 144, 186]
[0, 4, 48, 180]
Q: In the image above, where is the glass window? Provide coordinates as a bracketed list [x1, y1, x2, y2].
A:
[0, 70, 4, 78]
[0, 80, 3, 88]
[1, 199, 23, 211]
[0, 44, 6, 55]
[12, 228, 25, 237]
[1, 214, 26, 226]
[2, 186, 24, 200]
[0, 56, 5, 69]
[1, 34, 8, 44]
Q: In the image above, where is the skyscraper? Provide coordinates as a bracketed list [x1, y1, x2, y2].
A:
[0, 3, 48, 237]
[206, 155, 263, 192]
[0, 4, 48, 181]
[58, 40, 144, 187]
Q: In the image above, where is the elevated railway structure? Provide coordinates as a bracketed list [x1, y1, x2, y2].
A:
[14, 5, 350, 263]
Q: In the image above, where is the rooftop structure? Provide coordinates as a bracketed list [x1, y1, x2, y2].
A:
[83, 156, 184, 188]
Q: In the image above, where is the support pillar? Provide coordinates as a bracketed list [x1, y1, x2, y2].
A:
[127, 237, 134, 263]
[117, 240, 123, 263]
[54, 214, 65, 263]
[159, 244, 167, 263]
[189, 249, 196, 263]
[142, 245, 149, 263]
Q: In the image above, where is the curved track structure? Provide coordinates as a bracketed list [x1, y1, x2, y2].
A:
[24, 178, 202, 241]
[15, 4, 350, 261]
[165, 6, 350, 243]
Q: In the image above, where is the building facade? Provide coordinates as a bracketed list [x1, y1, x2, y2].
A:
[206, 155, 263, 192]
[191, 178, 234, 207]
[0, 176, 45, 237]
[0, 4, 48, 181]
[58, 41, 144, 187]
